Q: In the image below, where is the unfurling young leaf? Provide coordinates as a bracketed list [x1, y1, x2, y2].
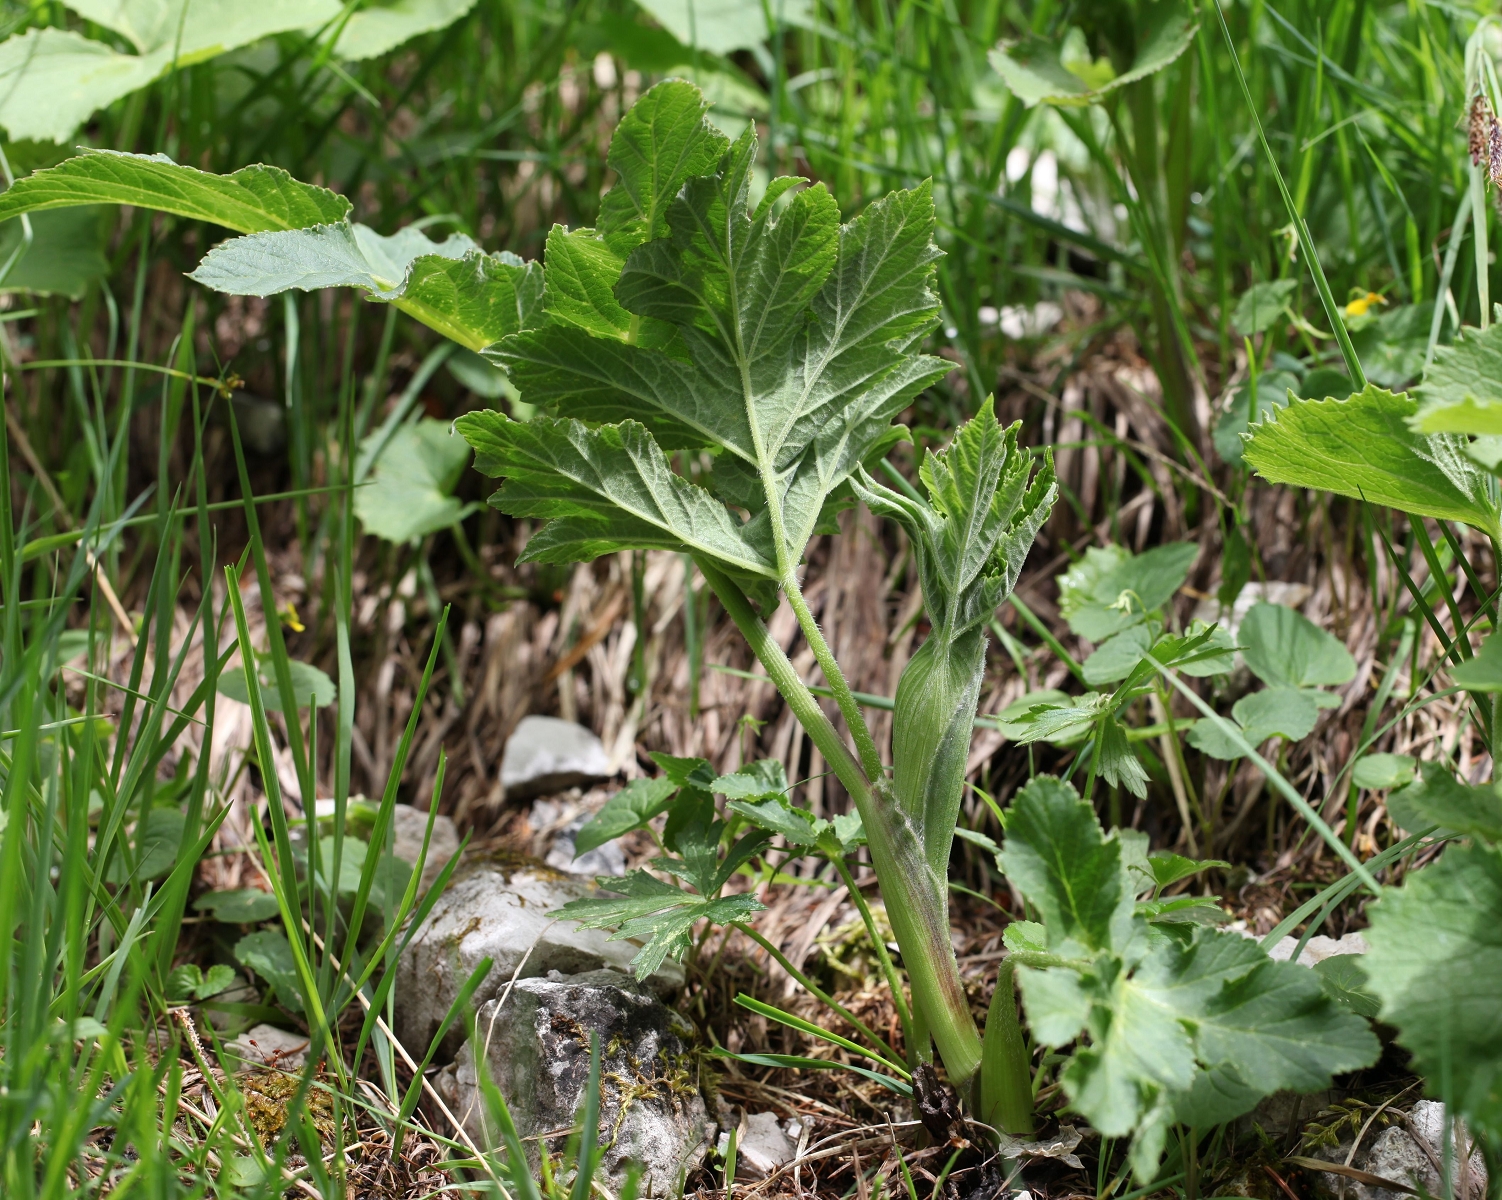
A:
[1002, 776, 1380, 1179]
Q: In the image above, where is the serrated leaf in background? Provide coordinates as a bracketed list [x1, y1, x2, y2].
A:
[1242, 385, 1502, 537]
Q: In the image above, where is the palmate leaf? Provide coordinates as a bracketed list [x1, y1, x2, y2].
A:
[555, 869, 763, 979]
[462, 80, 949, 595]
[0, 150, 351, 233]
[1004, 776, 1379, 1179]
[1366, 842, 1502, 1141]
[1242, 385, 1502, 538]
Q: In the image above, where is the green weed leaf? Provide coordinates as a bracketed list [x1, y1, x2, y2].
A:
[1004, 776, 1378, 1175]
[218, 654, 335, 711]
[573, 777, 678, 855]
[1410, 322, 1502, 435]
[555, 869, 763, 978]
[1242, 385, 1502, 537]
[1057, 542, 1198, 641]
[1232, 280, 1298, 336]
[1351, 753, 1417, 790]
[353, 418, 474, 543]
[989, 4, 1197, 109]
[0, 150, 350, 231]
[234, 929, 303, 1012]
[193, 889, 281, 924]
[1238, 602, 1356, 691]
[1386, 763, 1502, 840]
[1366, 842, 1502, 1141]
[1449, 632, 1502, 692]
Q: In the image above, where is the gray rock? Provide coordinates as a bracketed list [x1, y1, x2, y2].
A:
[501, 716, 613, 801]
[227, 1023, 309, 1070]
[719, 1112, 803, 1180]
[1310, 1100, 1487, 1200]
[532, 797, 627, 878]
[390, 802, 461, 892]
[450, 969, 710, 1197]
[394, 863, 683, 1058]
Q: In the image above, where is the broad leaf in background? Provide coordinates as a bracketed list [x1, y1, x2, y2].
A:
[331, 0, 480, 61]
[1057, 541, 1198, 642]
[1242, 386, 1502, 538]
[194, 889, 282, 923]
[1410, 323, 1502, 434]
[353, 418, 474, 543]
[1385, 763, 1502, 840]
[1366, 841, 1502, 1141]
[218, 654, 335, 712]
[0, 0, 480, 142]
[989, 4, 1197, 109]
[0, 151, 351, 232]
[632, 0, 811, 54]
[1232, 280, 1298, 337]
[106, 809, 186, 884]
[234, 929, 303, 1012]
[1213, 371, 1295, 465]
[1002, 776, 1380, 1178]
[1238, 602, 1355, 704]
[1351, 753, 1417, 791]
[0, 208, 108, 299]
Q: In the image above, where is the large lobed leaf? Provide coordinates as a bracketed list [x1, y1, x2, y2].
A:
[462, 79, 952, 591]
[1242, 385, 1502, 538]
[1003, 776, 1380, 1178]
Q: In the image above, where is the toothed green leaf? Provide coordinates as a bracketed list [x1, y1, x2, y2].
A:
[1004, 776, 1379, 1178]
[1242, 385, 1502, 538]
[1410, 322, 1502, 435]
[1366, 842, 1502, 1141]
[0, 150, 350, 232]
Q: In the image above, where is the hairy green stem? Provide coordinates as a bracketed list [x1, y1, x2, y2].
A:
[698, 559, 984, 1088]
[830, 854, 915, 1050]
[781, 578, 885, 784]
[733, 922, 900, 1064]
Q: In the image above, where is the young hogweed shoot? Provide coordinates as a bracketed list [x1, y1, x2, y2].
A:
[454, 81, 1056, 1122]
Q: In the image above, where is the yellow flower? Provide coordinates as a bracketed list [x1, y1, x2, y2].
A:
[1345, 291, 1386, 318]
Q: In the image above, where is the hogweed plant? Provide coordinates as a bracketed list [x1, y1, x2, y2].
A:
[0, 79, 1388, 1174]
